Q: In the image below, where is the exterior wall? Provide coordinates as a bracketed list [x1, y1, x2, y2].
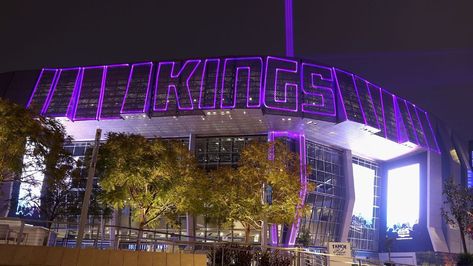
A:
[0, 244, 207, 266]
[340, 149, 354, 242]
[426, 151, 449, 252]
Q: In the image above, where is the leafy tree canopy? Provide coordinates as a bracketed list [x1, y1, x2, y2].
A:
[97, 133, 202, 230]
[183, 140, 312, 243]
[442, 178, 473, 254]
[0, 98, 71, 184]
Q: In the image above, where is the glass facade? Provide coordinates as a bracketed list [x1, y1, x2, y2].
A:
[63, 141, 98, 219]
[301, 140, 345, 247]
[195, 135, 265, 169]
[348, 157, 380, 252]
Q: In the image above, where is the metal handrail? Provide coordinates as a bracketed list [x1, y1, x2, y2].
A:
[0, 217, 420, 266]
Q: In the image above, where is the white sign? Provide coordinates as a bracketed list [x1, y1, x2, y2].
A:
[328, 242, 352, 266]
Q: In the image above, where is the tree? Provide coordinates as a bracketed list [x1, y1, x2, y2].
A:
[187, 140, 310, 244]
[1, 99, 61, 181]
[97, 133, 201, 249]
[441, 178, 473, 254]
[0, 98, 80, 221]
[235, 140, 310, 243]
[179, 166, 235, 236]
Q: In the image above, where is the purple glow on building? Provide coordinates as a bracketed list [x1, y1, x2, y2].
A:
[41, 69, 61, 115]
[43, 68, 82, 118]
[26, 69, 45, 109]
[99, 64, 130, 120]
[300, 63, 336, 117]
[284, 0, 294, 57]
[221, 57, 263, 109]
[97, 66, 108, 120]
[365, 81, 383, 131]
[27, 69, 58, 114]
[264, 57, 299, 112]
[121, 62, 153, 115]
[72, 66, 105, 121]
[199, 59, 220, 109]
[25, 55, 440, 153]
[403, 99, 420, 145]
[153, 60, 201, 111]
[268, 131, 307, 246]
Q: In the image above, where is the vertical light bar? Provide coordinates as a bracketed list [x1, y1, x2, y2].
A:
[268, 131, 307, 246]
[26, 69, 58, 113]
[121, 62, 153, 114]
[267, 132, 279, 245]
[97, 66, 108, 120]
[288, 134, 307, 246]
[285, 0, 294, 57]
[26, 69, 45, 108]
[40, 69, 62, 115]
[68, 68, 84, 120]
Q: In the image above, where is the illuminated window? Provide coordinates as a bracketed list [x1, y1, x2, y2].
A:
[348, 158, 380, 252]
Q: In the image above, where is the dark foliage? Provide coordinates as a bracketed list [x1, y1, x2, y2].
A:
[457, 253, 473, 266]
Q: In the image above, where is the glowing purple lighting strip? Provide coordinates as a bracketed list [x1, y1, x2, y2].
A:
[268, 131, 307, 246]
[221, 57, 263, 109]
[300, 63, 336, 117]
[26, 69, 45, 108]
[97, 66, 108, 120]
[365, 81, 382, 130]
[98, 64, 130, 120]
[403, 99, 420, 145]
[334, 69, 367, 125]
[416, 107, 440, 153]
[41, 69, 61, 115]
[424, 110, 440, 153]
[65, 68, 83, 119]
[285, 0, 294, 57]
[332, 68, 348, 120]
[263, 57, 298, 112]
[351, 75, 368, 125]
[198, 59, 220, 109]
[120, 62, 153, 114]
[413, 104, 429, 148]
[27, 69, 58, 112]
[71, 66, 104, 121]
[68, 68, 84, 120]
[52, 68, 82, 118]
[153, 60, 201, 111]
[288, 134, 307, 246]
[393, 95, 404, 143]
[379, 88, 388, 139]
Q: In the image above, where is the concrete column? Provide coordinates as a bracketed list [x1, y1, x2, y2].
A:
[426, 151, 449, 252]
[340, 149, 355, 242]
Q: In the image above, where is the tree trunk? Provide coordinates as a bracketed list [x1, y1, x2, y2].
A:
[136, 222, 145, 251]
[245, 225, 251, 244]
[113, 208, 122, 249]
[45, 222, 53, 246]
[459, 224, 468, 253]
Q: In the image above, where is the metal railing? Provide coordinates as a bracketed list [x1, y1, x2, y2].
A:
[0, 217, 421, 266]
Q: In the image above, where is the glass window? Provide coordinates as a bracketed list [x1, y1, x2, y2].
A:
[300, 140, 345, 247]
[348, 157, 380, 252]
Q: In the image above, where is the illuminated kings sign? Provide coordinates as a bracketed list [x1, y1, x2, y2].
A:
[27, 56, 439, 153]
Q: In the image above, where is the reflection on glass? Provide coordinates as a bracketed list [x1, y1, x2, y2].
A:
[352, 164, 375, 226]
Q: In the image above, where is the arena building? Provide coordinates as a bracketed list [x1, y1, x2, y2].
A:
[0, 54, 471, 263]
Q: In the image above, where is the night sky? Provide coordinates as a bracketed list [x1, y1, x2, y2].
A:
[1, 0, 472, 141]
